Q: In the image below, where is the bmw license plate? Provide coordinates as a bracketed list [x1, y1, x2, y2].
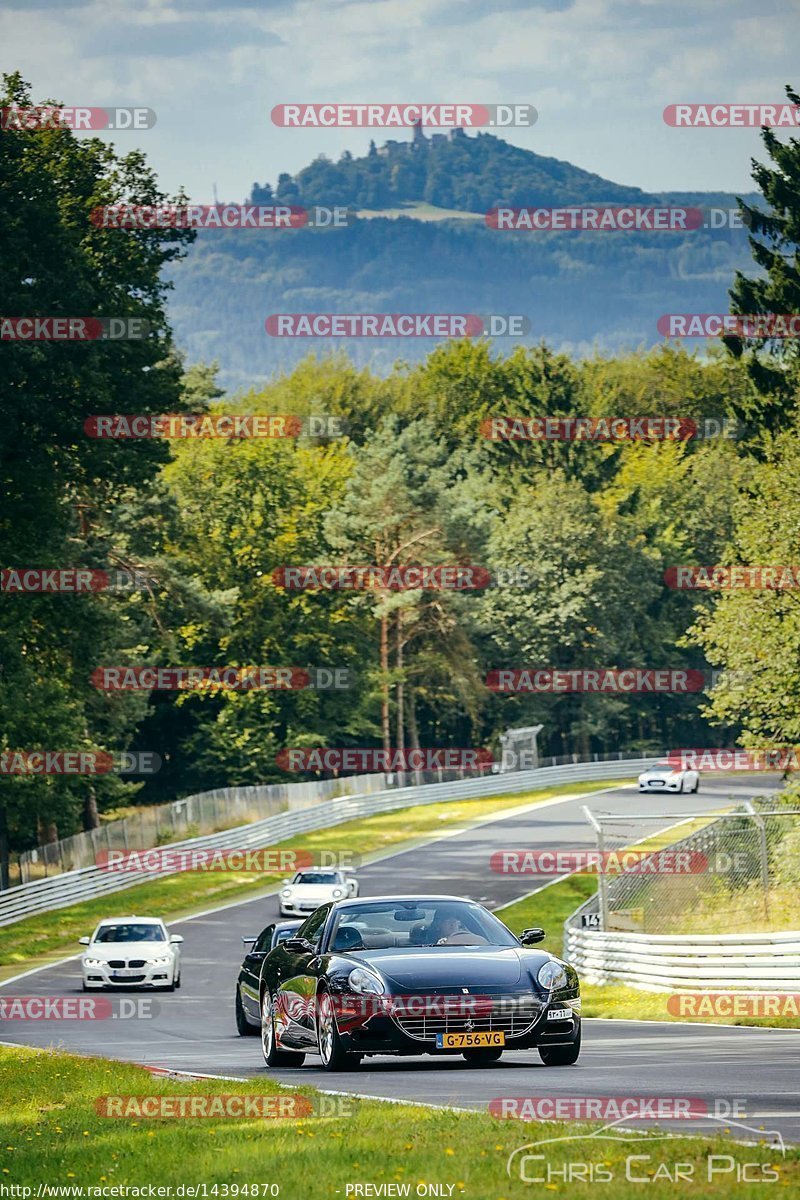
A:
[435, 1031, 505, 1048]
[111, 969, 140, 978]
[547, 1007, 572, 1020]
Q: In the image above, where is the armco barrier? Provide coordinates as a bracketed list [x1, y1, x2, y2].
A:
[564, 925, 800, 991]
[0, 757, 646, 926]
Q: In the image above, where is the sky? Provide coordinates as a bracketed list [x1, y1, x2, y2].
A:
[2, 0, 798, 203]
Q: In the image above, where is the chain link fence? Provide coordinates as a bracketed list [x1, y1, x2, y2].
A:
[574, 794, 800, 935]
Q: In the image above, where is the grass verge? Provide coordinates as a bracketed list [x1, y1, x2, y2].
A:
[0, 1044, 795, 1197]
[496, 877, 800, 1030]
[0, 779, 627, 974]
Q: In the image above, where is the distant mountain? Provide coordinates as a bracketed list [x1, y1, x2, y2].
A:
[167, 129, 759, 389]
[250, 127, 751, 214]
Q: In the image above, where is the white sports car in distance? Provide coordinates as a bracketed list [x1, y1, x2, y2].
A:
[637, 760, 699, 794]
[278, 869, 359, 918]
[79, 916, 183, 990]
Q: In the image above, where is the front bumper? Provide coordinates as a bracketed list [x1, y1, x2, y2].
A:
[82, 958, 176, 988]
[639, 778, 682, 792]
[279, 900, 326, 917]
[334, 991, 581, 1056]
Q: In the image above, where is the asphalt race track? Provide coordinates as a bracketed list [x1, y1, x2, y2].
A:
[2, 775, 798, 1145]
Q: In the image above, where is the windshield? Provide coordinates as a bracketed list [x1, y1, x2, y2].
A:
[327, 900, 518, 951]
[93, 923, 166, 943]
[293, 872, 339, 885]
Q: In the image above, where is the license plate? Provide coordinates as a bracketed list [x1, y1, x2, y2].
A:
[111, 969, 140, 978]
[435, 1031, 505, 1049]
[547, 1007, 572, 1020]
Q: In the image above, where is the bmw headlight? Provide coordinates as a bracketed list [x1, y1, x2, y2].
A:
[537, 960, 568, 991]
[332, 888, 344, 898]
[348, 967, 385, 995]
[149, 956, 172, 965]
[84, 958, 104, 968]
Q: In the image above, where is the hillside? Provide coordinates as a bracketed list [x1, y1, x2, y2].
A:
[168, 129, 758, 388]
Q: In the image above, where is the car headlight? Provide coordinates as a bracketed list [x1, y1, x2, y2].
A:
[331, 888, 344, 898]
[537, 960, 568, 991]
[281, 888, 293, 899]
[149, 956, 173, 966]
[348, 967, 385, 995]
[83, 958, 104, 968]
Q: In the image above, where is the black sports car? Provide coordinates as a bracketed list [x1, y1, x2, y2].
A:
[254, 895, 581, 1071]
[236, 920, 302, 1035]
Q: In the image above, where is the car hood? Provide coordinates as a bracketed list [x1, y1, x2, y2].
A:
[349, 947, 539, 990]
[84, 942, 172, 960]
[285, 884, 339, 899]
[640, 766, 678, 777]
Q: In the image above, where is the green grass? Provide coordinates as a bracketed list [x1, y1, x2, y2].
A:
[1, 1045, 795, 1197]
[496, 875, 800, 1029]
[0, 780, 627, 974]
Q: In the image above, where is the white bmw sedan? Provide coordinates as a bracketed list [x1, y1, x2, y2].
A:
[278, 869, 359, 918]
[79, 917, 183, 991]
[637, 759, 699, 794]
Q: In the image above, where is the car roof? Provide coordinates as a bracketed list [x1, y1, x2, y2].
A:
[332, 894, 476, 908]
[96, 916, 165, 925]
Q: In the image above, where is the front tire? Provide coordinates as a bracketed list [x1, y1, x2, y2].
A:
[236, 986, 258, 1036]
[462, 1047, 503, 1065]
[316, 988, 361, 1072]
[539, 1028, 581, 1066]
[261, 990, 305, 1067]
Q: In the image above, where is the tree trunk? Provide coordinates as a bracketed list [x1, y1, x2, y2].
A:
[407, 685, 423, 786]
[395, 610, 405, 786]
[0, 804, 9, 890]
[380, 612, 391, 756]
[82, 784, 100, 831]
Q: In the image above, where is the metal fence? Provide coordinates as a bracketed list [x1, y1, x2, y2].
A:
[571, 796, 800, 935]
[15, 773, 396, 884]
[12, 749, 647, 885]
[0, 756, 649, 926]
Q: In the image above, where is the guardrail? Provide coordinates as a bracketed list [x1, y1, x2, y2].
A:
[0, 757, 647, 926]
[564, 925, 800, 991]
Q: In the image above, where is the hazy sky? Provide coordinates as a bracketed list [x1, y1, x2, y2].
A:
[2, 0, 797, 202]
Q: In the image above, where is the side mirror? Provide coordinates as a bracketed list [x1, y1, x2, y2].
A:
[283, 936, 315, 954]
[78, 936, 91, 946]
[169, 934, 184, 944]
[282, 879, 290, 886]
[520, 927, 546, 946]
[242, 936, 257, 947]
